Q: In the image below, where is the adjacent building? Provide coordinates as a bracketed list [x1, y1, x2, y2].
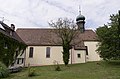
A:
[0, 21, 26, 67]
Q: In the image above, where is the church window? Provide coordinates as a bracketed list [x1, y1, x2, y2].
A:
[46, 47, 50, 58]
[29, 47, 34, 58]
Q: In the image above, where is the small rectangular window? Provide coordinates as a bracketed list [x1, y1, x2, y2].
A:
[29, 47, 33, 58]
[46, 47, 50, 58]
[77, 54, 81, 58]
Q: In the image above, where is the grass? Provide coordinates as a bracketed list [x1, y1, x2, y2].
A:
[3, 61, 120, 79]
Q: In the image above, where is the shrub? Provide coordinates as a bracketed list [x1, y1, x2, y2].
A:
[28, 64, 36, 77]
[28, 69, 36, 77]
[55, 65, 61, 71]
[0, 62, 9, 78]
[53, 60, 61, 71]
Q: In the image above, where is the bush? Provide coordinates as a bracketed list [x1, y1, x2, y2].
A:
[55, 65, 61, 71]
[28, 64, 36, 77]
[28, 69, 36, 77]
[53, 60, 61, 71]
[0, 62, 9, 78]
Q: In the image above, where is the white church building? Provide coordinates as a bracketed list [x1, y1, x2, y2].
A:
[16, 13, 101, 66]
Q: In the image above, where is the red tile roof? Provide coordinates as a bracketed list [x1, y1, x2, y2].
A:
[16, 28, 98, 48]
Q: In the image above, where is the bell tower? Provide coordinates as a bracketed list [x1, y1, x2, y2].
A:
[76, 6, 85, 33]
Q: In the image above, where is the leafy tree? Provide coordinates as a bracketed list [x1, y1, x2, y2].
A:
[0, 33, 26, 67]
[0, 62, 9, 78]
[96, 11, 120, 60]
[49, 18, 79, 65]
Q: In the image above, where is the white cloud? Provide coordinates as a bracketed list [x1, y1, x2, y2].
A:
[0, 0, 120, 30]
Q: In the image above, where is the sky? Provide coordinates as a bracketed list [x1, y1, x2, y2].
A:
[0, 0, 120, 30]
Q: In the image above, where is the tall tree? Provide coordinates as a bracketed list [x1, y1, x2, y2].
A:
[96, 11, 120, 60]
[49, 18, 79, 65]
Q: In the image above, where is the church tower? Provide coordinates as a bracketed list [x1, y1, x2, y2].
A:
[76, 7, 85, 33]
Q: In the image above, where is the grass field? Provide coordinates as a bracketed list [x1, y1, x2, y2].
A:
[3, 61, 120, 79]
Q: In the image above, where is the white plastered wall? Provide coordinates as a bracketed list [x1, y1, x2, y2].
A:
[72, 50, 86, 63]
[84, 41, 101, 61]
[25, 44, 101, 66]
[25, 46, 67, 66]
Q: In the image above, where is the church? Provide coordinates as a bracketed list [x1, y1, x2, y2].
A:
[15, 12, 101, 66]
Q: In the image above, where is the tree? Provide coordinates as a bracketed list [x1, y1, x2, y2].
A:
[49, 18, 79, 65]
[96, 11, 120, 60]
[0, 32, 26, 67]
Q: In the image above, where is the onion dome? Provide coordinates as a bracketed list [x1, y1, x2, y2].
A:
[76, 14, 85, 21]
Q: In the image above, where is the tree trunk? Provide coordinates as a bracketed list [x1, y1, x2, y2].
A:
[62, 43, 70, 66]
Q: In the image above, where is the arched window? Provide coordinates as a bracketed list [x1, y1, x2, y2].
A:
[29, 47, 34, 58]
[46, 47, 50, 58]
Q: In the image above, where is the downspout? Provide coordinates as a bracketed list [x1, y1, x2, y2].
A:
[71, 48, 72, 64]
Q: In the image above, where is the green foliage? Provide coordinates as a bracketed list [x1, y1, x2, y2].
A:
[0, 33, 27, 67]
[28, 64, 36, 77]
[62, 43, 70, 65]
[55, 65, 61, 71]
[28, 70, 36, 77]
[3, 61, 120, 79]
[0, 62, 9, 78]
[53, 60, 61, 71]
[96, 12, 120, 60]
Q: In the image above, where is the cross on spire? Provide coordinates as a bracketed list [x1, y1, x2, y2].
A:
[79, 5, 81, 15]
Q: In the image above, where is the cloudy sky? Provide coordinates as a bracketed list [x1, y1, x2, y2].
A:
[0, 0, 120, 30]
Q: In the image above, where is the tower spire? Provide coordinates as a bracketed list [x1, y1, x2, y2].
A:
[79, 5, 81, 15]
[76, 5, 85, 33]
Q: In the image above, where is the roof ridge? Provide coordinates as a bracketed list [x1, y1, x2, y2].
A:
[16, 28, 94, 31]
[16, 28, 55, 31]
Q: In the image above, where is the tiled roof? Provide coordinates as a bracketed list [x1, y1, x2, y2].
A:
[16, 28, 98, 50]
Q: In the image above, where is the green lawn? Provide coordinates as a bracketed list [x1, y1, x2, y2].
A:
[3, 61, 120, 79]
